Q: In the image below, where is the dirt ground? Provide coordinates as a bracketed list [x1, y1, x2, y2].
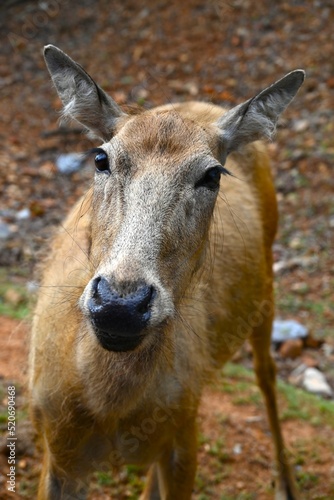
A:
[0, 0, 334, 498]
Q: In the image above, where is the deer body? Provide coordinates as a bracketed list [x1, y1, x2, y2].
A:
[29, 46, 304, 499]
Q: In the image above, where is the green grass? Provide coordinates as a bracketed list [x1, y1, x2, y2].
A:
[220, 363, 334, 429]
[0, 300, 30, 319]
[296, 470, 319, 489]
[0, 269, 31, 319]
[95, 470, 116, 487]
[0, 411, 8, 424]
[92, 465, 145, 499]
[277, 380, 334, 427]
[222, 362, 255, 381]
[275, 289, 334, 337]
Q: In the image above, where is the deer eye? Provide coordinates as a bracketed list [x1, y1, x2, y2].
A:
[94, 150, 109, 173]
[195, 165, 229, 191]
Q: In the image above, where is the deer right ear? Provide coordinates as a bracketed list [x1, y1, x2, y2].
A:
[44, 45, 126, 141]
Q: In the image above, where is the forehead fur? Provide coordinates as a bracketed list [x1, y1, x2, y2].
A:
[115, 110, 216, 162]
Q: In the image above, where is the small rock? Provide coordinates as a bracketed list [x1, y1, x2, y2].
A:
[27, 281, 39, 293]
[272, 320, 308, 343]
[40, 161, 55, 179]
[56, 153, 84, 174]
[292, 119, 309, 132]
[273, 255, 319, 274]
[302, 367, 333, 398]
[0, 221, 11, 240]
[18, 458, 27, 469]
[322, 343, 334, 358]
[136, 88, 148, 100]
[291, 282, 309, 294]
[288, 363, 307, 386]
[184, 82, 199, 96]
[245, 415, 262, 423]
[233, 443, 242, 455]
[279, 338, 303, 359]
[15, 207, 31, 220]
[289, 236, 304, 250]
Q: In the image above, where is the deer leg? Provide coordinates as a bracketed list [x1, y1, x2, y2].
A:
[142, 417, 197, 500]
[250, 309, 300, 500]
[37, 448, 88, 500]
[140, 464, 160, 500]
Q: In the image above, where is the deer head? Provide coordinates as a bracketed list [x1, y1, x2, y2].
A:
[44, 45, 304, 353]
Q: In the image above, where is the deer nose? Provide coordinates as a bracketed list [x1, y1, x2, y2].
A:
[87, 276, 155, 352]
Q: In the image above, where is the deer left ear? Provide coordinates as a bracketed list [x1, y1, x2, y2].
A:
[216, 70, 305, 159]
[44, 45, 127, 141]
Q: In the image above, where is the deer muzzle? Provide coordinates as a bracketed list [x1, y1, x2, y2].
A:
[86, 276, 156, 352]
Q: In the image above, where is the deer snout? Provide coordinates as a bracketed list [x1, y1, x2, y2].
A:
[87, 276, 155, 352]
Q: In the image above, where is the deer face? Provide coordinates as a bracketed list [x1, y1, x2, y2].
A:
[80, 111, 225, 351]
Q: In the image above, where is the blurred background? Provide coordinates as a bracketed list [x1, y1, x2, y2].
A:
[0, 1, 333, 498]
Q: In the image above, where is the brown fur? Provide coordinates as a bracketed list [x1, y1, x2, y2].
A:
[30, 46, 304, 500]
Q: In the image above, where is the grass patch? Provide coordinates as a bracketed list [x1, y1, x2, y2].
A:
[0, 269, 31, 319]
[0, 411, 8, 424]
[95, 470, 116, 487]
[296, 470, 319, 489]
[222, 362, 255, 381]
[92, 465, 145, 499]
[277, 380, 334, 428]
[218, 363, 259, 407]
[219, 363, 334, 429]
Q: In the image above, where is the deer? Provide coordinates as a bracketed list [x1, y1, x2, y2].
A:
[29, 44, 305, 500]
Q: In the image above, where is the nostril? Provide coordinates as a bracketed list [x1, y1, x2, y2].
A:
[137, 285, 155, 314]
[91, 276, 101, 298]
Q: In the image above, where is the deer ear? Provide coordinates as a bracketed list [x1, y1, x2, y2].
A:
[216, 70, 305, 159]
[44, 45, 126, 141]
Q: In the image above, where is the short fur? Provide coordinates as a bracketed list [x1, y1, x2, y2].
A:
[30, 45, 305, 499]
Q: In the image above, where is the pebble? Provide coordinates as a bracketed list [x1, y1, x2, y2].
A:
[302, 367, 333, 398]
[56, 153, 84, 174]
[233, 443, 242, 455]
[292, 119, 309, 132]
[322, 343, 334, 358]
[279, 338, 303, 359]
[26, 281, 39, 293]
[288, 363, 307, 386]
[273, 255, 319, 274]
[0, 221, 11, 240]
[15, 208, 31, 220]
[245, 415, 262, 423]
[272, 319, 308, 343]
